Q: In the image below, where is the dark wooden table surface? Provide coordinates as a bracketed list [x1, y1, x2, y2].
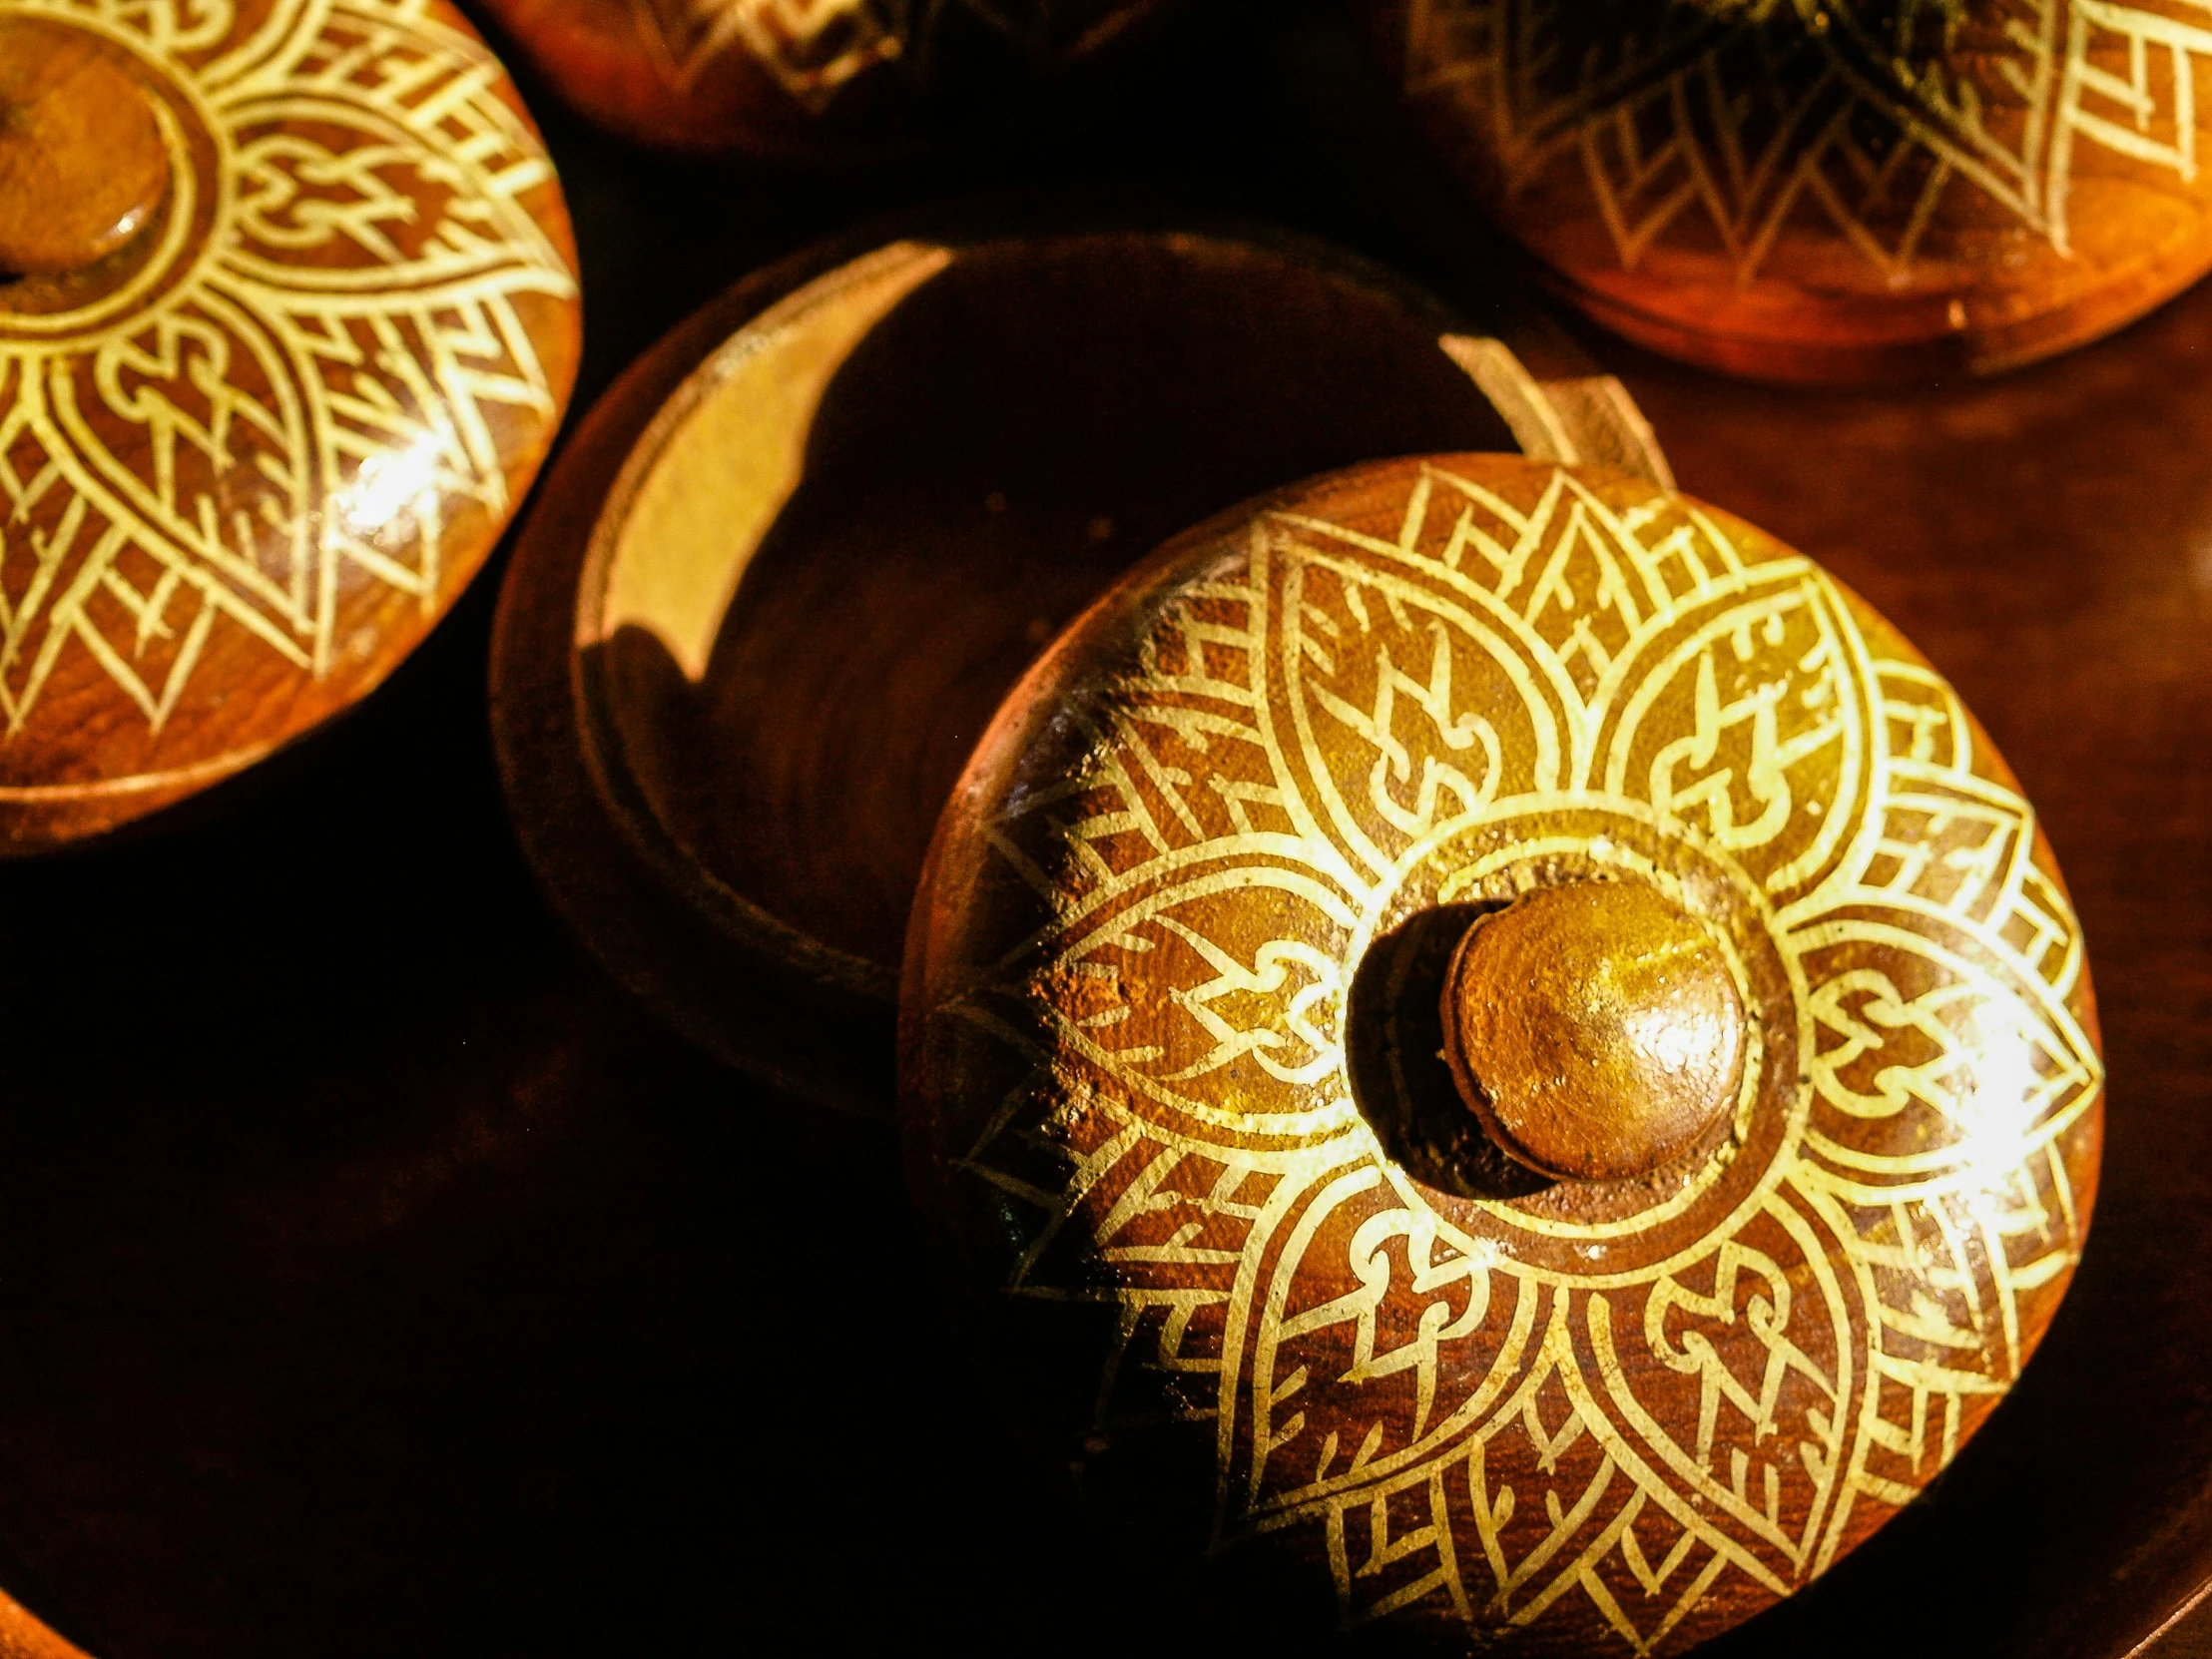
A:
[0, 3, 2208, 1654]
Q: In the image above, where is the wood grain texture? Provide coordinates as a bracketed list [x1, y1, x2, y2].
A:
[1361, 0, 2212, 384]
[0, 0, 579, 851]
[473, 0, 1180, 157]
[900, 452, 2103, 1652]
[0, 4, 2197, 1653]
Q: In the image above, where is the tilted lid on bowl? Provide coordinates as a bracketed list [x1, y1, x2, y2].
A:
[490, 220, 1669, 1111]
[0, 0, 580, 850]
[476, 0, 1182, 157]
[1362, 0, 2212, 383]
[900, 452, 2105, 1651]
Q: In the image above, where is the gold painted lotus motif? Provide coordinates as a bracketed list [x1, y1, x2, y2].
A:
[0, 0, 577, 836]
[902, 455, 2104, 1652]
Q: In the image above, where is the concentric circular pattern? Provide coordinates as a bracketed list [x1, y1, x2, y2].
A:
[1361, 0, 2212, 383]
[902, 455, 2105, 1652]
[477, 0, 1177, 157]
[0, 0, 579, 848]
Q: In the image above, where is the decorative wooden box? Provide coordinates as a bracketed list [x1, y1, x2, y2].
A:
[0, 4, 2202, 1656]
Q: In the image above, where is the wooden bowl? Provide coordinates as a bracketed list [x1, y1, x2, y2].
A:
[474, 0, 1183, 159]
[900, 450, 2104, 1653]
[1360, 0, 2212, 384]
[488, 217, 1669, 1111]
[0, 21, 2205, 1649]
[0, 0, 580, 850]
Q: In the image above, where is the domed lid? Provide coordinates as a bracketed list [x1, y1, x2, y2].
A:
[491, 220, 1667, 1111]
[901, 453, 2105, 1650]
[1369, 0, 2212, 381]
[477, 0, 1177, 157]
[0, 0, 579, 849]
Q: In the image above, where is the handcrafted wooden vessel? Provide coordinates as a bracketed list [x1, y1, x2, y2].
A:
[1361, 0, 2212, 383]
[0, 0, 579, 851]
[901, 453, 2105, 1651]
[475, 0, 1177, 158]
[490, 222, 1667, 1109]
[0, 21, 2208, 1649]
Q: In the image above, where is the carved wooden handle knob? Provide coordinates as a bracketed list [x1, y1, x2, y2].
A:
[902, 452, 2105, 1655]
[1440, 881, 1745, 1183]
[0, 0, 580, 853]
[0, 17, 169, 276]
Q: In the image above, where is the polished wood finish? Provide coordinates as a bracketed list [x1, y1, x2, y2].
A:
[0, 19, 168, 277]
[1361, 0, 2212, 384]
[0, 5, 2203, 1654]
[1441, 881, 1748, 1184]
[490, 221, 1523, 1107]
[475, 0, 1177, 158]
[0, 0, 579, 851]
[1621, 279, 2212, 1659]
[901, 453, 2102, 1652]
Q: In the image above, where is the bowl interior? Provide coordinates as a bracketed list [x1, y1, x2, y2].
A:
[577, 231, 1519, 982]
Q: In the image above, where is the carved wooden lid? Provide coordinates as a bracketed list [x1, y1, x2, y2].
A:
[477, 0, 1175, 157]
[901, 453, 2105, 1651]
[490, 222, 1672, 1110]
[1364, 0, 2212, 382]
[0, 0, 579, 850]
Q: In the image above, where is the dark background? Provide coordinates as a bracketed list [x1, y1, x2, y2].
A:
[3, 1, 2211, 1654]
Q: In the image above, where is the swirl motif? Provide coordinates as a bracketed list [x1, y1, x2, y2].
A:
[908, 458, 2103, 1652]
[0, 0, 575, 790]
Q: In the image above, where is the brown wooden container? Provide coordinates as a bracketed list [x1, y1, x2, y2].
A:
[489, 219, 1666, 1110]
[475, 0, 1181, 158]
[0, 11, 2203, 1655]
[900, 450, 2104, 1653]
[1359, 0, 2212, 384]
[0, 0, 581, 850]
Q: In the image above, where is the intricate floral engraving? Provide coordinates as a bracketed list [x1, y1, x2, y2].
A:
[0, 0, 575, 755]
[1399, 0, 2212, 279]
[914, 460, 2101, 1651]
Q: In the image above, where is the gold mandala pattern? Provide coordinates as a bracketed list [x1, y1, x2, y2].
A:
[0, 0, 575, 749]
[1401, 0, 2212, 278]
[914, 460, 2102, 1651]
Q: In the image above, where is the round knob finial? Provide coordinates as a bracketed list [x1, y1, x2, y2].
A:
[1439, 881, 1746, 1184]
[0, 18, 170, 277]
